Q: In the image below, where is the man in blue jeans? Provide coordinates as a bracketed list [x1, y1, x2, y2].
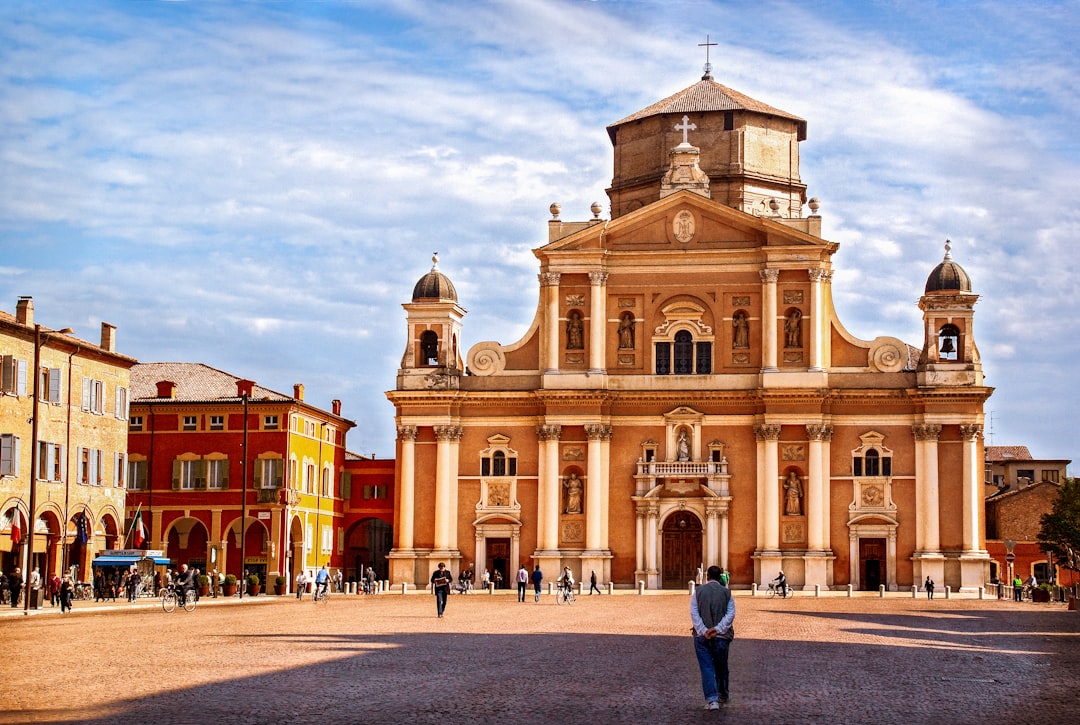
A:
[690, 565, 735, 710]
[430, 562, 452, 617]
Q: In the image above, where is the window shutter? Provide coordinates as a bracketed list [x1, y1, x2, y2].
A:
[272, 459, 283, 488]
[172, 459, 181, 490]
[48, 368, 61, 403]
[363, 484, 371, 499]
[195, 459, 207, 489]
[253, 459, 262, 489]
[1, 355, 13, 393]
[341, 471, 351, 499]
[58, 444, 66, 481]
[115, 386, 122, 418]
[0, 435, 13, 475]
[16, 359, 27, 397]
[75, 447, 84, 483]
[82, 377, 91, 411]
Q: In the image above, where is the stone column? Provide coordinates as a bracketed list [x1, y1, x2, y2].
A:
[755, 424, 782, 551]
[959, 424, 983, 553]
[588, 271, 608, 374]
[536, 424, 562, 552]
[433, 425, 462, 551]
[634, 506, 646, 578]
[805, 425, 828, 550]
[808, 270, 830, 371]
[541, 272, 561, 373]
[584, 424, 606, 551]
[397, 426, 418, 550]
[645, 501, 659, 588]
[760, 269, 779, 371]
[913, 424, 942, 552]
[705, 500, 721, 568]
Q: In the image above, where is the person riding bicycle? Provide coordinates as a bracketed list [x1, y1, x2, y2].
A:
[175, 564, 195, 603]
[314, 565, 331, 599]
[771, 570, 787, 598]
[558, 566, 575, 594]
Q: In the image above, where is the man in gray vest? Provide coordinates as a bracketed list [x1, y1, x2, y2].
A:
[690, 565, 735, 710]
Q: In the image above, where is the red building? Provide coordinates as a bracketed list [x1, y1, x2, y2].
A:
[341, 452, 394, 583]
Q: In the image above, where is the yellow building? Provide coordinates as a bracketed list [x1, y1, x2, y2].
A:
[0, 296, 136, 588]
[387, 72, 993, 592]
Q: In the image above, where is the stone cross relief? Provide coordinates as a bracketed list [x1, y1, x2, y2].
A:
[675, 115, 696, 145]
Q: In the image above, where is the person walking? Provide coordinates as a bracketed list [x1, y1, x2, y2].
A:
[296, 570, 307, 600]
[589, 570, 602, 595]
[8, 567, 22, 608]
[59, 576, 74, 614]
[516, 565, 529, 602]
[1013, 574, 1024, 602]
[431, 562, 452, 618]
[691, 565, 736, 710]
[531, 564, 543, 603]
[924, 576, 935, 600]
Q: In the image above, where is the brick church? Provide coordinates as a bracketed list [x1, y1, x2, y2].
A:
[386, 67, 992, 592]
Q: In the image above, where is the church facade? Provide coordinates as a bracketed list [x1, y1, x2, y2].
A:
[386, 71, 992, 592]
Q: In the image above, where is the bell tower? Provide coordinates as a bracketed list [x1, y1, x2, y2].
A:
[917, 241, 982, 387]
[398, 253, 466, 391]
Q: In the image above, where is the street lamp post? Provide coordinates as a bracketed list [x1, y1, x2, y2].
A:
[23, 325, 42, 613]
[239, 390, 249, 600]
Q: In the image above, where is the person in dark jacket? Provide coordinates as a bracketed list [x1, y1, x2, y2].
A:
[691, 565, 735, 710]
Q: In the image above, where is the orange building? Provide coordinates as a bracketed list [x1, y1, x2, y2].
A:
[387, 72, 993, 592]
[127, 363, 354, 589]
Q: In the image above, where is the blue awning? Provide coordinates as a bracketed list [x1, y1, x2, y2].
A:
[92, 555, 171, 566]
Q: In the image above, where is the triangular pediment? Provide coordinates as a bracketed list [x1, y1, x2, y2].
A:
[539, 191, 828, 259]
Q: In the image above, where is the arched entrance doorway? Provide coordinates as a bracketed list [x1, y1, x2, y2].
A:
[662, 510, 702, 589]
[166, 518, 209, 571]
[344, 518, 392, 582]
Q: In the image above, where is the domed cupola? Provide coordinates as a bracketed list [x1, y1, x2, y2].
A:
[412, 253, 458, 303]
[924, 241, 971, 294]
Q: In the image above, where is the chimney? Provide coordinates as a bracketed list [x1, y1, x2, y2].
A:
[15, 297, 33, 326]
[100, 322, 116, 352]
[293, 383, 304, 401]
[236, 379, 255, 398]
[155, 380, 177, 398]
[331, 399, 341, 416]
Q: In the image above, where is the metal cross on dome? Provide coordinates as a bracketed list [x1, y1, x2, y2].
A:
[699, 34, 717, 79]
[675, 115, 697, 145]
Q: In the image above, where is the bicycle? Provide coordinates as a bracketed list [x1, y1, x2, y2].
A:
[313, 583, 330, 604]
[766, 582, 793, 599]
[555, 583, 576, 605]
[162, 585, 197, 613]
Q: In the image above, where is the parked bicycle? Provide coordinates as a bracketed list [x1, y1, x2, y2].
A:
[162, 584, 197, 613]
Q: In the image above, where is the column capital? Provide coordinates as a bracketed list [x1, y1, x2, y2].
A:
[754, 423, 782, 441]
[539, 272, 561, 287]
[959, 424, 983, 441]
[808, 268, 831, 283]
[805, 424, 833, 441]
[912, 423, 943, 441]
[588, 271, 609, 285]
[434, 425, 464, 442]
[397, 425, 418, 441]
[760, 268, 780, 283]
[585, 423, 613, 441]
[536, 424, 562, 441]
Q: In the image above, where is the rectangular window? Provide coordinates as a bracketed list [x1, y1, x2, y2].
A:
[130, 416, 143, 431]
[1017, 469, 1035, 483]
[1043, 469, 1060, 483]
[321, 525, 333, 554]
[40, 367, 61, 404]
[853, 457, 863, 477]
[255, 458, 283, 489]
[655, 342, 671, 375]
[321, 467, 330, 497]
[210, 415, 224, 431]
[207, 459, 228, 489]
[695, 342, 712, 374]
[264, 415, 278, 430]
[114, 386, 128, 420]
[37, 442, 63, 481]
[0, 434, 18, 476]
[114, 452, 126, 487]
[183, 416, 198, 431]
[81, 377, 105, 414]
[305, 464, 315, 493]
[80, 448, 103, 486]
[1, 356, 28, 396]
[128, 460, 147, 490]
[481, 458, 491, 476]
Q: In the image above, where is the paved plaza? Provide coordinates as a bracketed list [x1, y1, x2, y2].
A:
[0, 590, 1077, 724]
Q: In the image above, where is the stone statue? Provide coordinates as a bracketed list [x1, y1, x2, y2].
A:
[732, 311, 749, 349]
[676, 430, 691, 461]
[566, 311, 584, 350]
[564, 473, 583, 514]
[785, 310, 802, 348]
[784, 471, 803, 516]
[618, 313, 635, 349]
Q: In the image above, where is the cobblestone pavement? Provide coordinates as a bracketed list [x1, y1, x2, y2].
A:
[0, 590, 1077, 724]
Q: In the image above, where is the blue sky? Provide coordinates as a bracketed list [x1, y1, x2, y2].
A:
[1, 1, 1077, 465]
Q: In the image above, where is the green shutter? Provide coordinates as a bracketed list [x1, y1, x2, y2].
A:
[172, 459, 181, 490]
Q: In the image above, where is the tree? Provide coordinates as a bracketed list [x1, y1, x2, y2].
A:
[1037, 477, 1080, 573]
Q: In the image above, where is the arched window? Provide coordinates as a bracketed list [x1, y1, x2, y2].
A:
[420, 331, 439, 366]
[853, 445, 891, 477]
[657, 330, 712, 375]
[481, 446, 517, 477]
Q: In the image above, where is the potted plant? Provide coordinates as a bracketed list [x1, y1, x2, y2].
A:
[222, 574, 237, 597]
[197, 574, 210, 597]
[274, 575, 287, 596]
[1033, 583, 1053, 603]
[246, 573, 261, 596]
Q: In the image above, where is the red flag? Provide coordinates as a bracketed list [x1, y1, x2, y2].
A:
[9, 510, 21, 545]
[132, 509, 146, 548]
